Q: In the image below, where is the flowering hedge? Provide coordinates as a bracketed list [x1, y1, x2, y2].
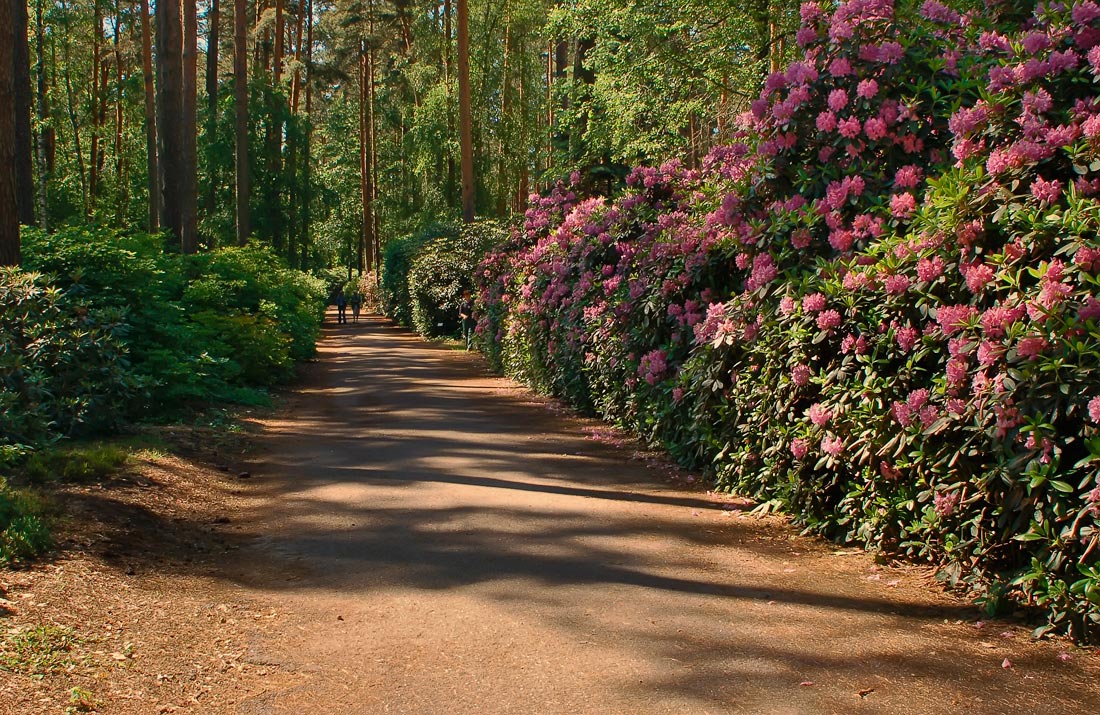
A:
[476, 0, 1100, 641]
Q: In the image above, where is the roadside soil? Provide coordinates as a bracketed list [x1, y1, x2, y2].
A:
[2, 311, 1098, 715]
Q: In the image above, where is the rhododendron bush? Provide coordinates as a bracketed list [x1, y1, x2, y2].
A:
[473, 0, 1100, 641]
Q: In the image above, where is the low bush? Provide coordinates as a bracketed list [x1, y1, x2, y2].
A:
[0, 481, 51, 566]
[408, 222, 505, 339]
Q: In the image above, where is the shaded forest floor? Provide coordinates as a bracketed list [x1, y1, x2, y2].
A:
[2, 311, 1098, 714]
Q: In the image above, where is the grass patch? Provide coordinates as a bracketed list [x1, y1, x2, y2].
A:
[0, 625, 85, 675]
[0, 482, 52, 565]
[22, 444, 130, 484]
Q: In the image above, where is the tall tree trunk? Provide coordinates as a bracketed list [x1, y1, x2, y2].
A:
[357, 41, 372, 274]
[495, 21, 509, 217]
[456, 0, 474, 223]
[0, 0, 20, 264]
[60, 0, 87, 216]
[12, 0, 34, 226]
[140, 0, 158, 231]
[89, 0, 102, 206]
[181, 0, 198, 253]
[34, 0, 48, 230]
[156, 0, 184, 244]
[113, 3, 126, 222]
[265, 0, 284, 253]
[234, 0, 250, 245]
[204, 0, 219, 224]
[285, 0, 304, 265]
[444, 0, 454, 206]
[299, 0, 312, 269]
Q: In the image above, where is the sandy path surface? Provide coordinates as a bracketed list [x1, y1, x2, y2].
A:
[220, 313, 1099, 715]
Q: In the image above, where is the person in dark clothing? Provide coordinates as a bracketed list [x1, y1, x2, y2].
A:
[458, 290, 475, 350]
[335, 289, 348, 324]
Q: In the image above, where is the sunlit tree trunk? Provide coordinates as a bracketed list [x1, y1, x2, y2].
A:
[112, 3, 127, 222]
[140, 0, 158, 231]
[12, 0, 34, 226]
[34, 0, 49, 231]
[0, 0, 20, 265]
[156, 0, 184, 243]
[90, 0, 103, 206]
[456, 0, 474, 223]
[181, 0, 198, 253]
[205, 0, 219, 227]
[234, 0, 250, 245]
[299, 0, 312, 269]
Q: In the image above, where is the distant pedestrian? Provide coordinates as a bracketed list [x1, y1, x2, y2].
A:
[335, 289, 348, 324]
[458, 290, 475, 350]
[350, 292, 363, 323]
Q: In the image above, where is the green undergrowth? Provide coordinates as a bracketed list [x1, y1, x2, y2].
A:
[0, 625, 87, 675]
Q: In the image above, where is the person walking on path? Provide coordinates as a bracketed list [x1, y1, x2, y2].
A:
[458, 290, 476, 350]
[350, 292, 363, 323]
[335, 289, 348, 324]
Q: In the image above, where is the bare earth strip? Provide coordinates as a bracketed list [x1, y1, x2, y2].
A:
[2, 312, 1098, 714]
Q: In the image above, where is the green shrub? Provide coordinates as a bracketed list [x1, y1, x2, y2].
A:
[0, 481, 51, 565]
[0, 268, 135, 462]
[380, 223, 455, 326]
[408, 221, 505, 339]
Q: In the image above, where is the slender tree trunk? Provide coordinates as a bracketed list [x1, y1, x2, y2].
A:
[285, 0, 304, 265]
[89, 0, 102, 206]
[34, 0, 48, 230]
[12, 0, 34, 226]
[299, 0, 312, 269]
[444, 0, 455, 206]
[60, 0, 87, 216]
[357, 41, 372, 274]
[265, 0, 284, 253]
[181, 0, 198, 253]
[156, 0, 184, 243]
[0, 0, 20, 264]
[290, 0, 303, 113]
[205, 0, 219, 224]
[139, 0, 158, 231]
[495, 21, 509, 217]
[113, 4, 126, 222]
[234, 0, 250, 245]
[456, 0, 474, 223]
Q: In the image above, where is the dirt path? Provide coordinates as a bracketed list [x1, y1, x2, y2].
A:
[208, 313, 1097, 715]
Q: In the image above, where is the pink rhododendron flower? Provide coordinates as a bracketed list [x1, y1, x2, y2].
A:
[896, 326, 920, 351]
[1031, 177, 1062, 203]
[828, 88, 849, 112]
[1016, 336, 1049, 359]
[947, 357, 969, 388]
[964, 262, 996, 293]
[1090, 395, 1100, 423]
[894, 165, 923, 189]
[884, 274, 911, 295]
[864, 117, 888, 140]
[808, 403, 833, 426]
[857, 78, 879, 99]
[828, 57, 854, 77]
[921, 0, 961, 23]
[890, 192, 917, 218]
[1079, 296, 1100, 321]
[791, 438, 810, 459]
[934, 490, 960, 517]
[917, 256, 944, 281]
[803, 293, 827, 312]
[821, 435, 844, 457]
[817, 110, 838, 132]
[1074, 1, 1100, 26]
[780, 296, 798, 315]
[893, 401, 913, 427]
[936, 305, 977, 335]
[817, 309, 842, 331]
[977, 340, 1004, 366]
[791, 364, 812, 386]
[839, 116, 863, 138]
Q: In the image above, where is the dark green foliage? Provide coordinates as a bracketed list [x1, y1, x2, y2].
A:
[0, 267, 135, 464]
[0, 481, 51, 565]
[380, 223, 457, 328]
[13, 224, 326, 426]
[408, 222, 506, 338]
